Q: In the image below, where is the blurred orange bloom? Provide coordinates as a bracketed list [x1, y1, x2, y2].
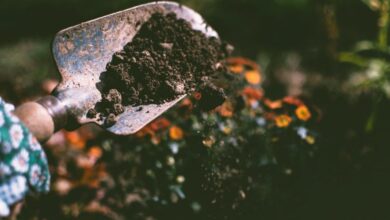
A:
[65, 131, 86, 149]
[227, 57, 260, 72]
[79, 164, 107, 188]
[229, 64, 244, 74]
[242, 87, 263, 100]
[275, 114, 292, 128]
[150, 117, 171, 131]
[245, 70, 261, 85]
[218, 101, 234, 117]
[295, 105, 311, 121]
[88, 146, 103, 159]
[169, 126, 184, 140]
[264, 99, 283, 110]
[76, 156, 95, 169]
[282, 96, 303, 106]
[136, 117, 171, 139]
[180, 98, 193, 109]
[135, 127, 155, 138]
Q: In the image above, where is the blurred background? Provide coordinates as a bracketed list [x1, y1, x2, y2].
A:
[0, 0, 381, 101]
[1, 0, 390, 219]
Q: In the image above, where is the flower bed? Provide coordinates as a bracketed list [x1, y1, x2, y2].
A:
[20, 58, 319, 219]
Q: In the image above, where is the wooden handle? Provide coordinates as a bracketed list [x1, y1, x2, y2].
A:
[13, 102, 55, 142]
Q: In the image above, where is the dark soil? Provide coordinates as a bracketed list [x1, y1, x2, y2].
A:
[88, 12, 231, 125]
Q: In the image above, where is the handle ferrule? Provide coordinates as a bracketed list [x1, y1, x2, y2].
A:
[37, 96, 68, 132]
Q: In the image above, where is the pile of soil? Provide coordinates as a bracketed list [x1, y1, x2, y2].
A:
[88, 12, 231, 125]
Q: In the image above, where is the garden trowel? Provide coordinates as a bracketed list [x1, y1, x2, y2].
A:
[13, 1, 219, 142]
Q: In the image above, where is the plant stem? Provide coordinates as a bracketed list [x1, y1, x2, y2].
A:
[366, 94, 383, 133]
[378, 0, 390, 49]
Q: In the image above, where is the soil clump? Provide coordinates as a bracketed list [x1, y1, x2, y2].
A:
[88, 12, 231, 125]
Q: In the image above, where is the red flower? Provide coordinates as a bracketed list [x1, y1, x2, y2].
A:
[282, 96, 303, 106]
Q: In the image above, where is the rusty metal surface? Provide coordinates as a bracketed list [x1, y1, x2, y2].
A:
[51, 1, 219, 135]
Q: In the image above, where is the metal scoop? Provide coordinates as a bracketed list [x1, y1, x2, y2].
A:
[13, 1, 219, 142]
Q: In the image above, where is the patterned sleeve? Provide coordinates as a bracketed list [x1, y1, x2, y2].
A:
[0, 98, 50, 216]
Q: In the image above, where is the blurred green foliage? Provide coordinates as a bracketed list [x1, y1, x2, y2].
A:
[0, 39, 57, 103]
[0, 39, 54, 81]
[338, 0, 390, 131]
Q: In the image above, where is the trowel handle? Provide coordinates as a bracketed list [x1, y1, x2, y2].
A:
[13, 96, 68, 142]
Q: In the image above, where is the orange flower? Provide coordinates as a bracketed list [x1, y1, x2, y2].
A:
[79, 164, 107, 188]
[227, 57, 262, 84]
[275, 114, 292, 128]
[227, 57, 260, 72]
[242, 87, 263, 100]
[65, 131, 86, 149]
[169, 126, 184, 140]
[295, 105, 311, 121]
[218, 101, 234, 117]
[282, 96, 303, 106]
[229, 64, 244, 74]
[150, 117, 171, 131]
[136, 118, 171, 139]
[245, 70, 261, 85]
[135, 127, 155, 138]
[180, 98, 193, 110]
[88, 146, 103, 159]
[264, 99, 283, 110]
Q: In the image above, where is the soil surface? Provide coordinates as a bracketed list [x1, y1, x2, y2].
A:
[88, 12, 231, 125]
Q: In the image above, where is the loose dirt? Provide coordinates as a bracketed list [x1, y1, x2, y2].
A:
[88, 12, 231, 125]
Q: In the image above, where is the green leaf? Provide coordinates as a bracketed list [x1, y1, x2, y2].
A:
[362, 0, 382, 11]
[338, 52, 369, 67]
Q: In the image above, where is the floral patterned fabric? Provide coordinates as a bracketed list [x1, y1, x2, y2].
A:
[0, 98, 50, 216]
